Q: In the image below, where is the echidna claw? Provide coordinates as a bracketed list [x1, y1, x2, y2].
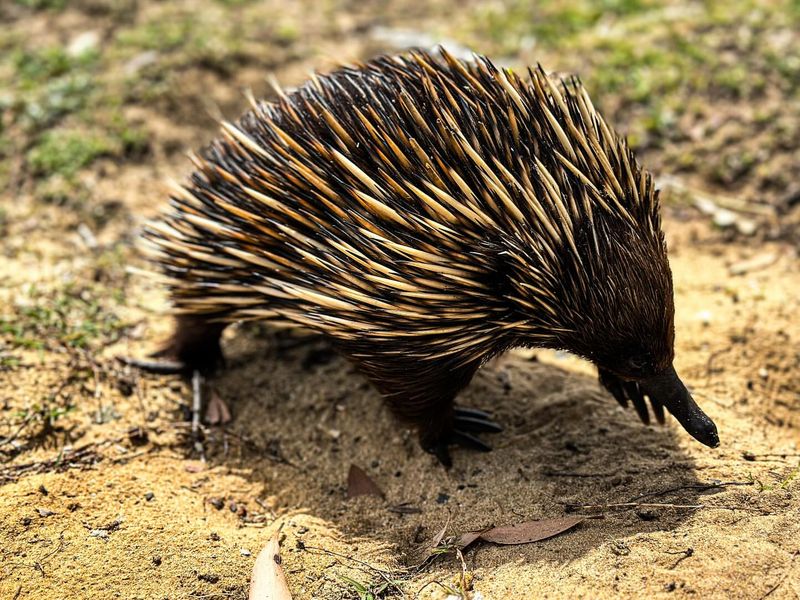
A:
[454, 407, 504, 433]
[599, 368, 654, 425]
[599, 369, 668, 427]
[452, 431, 493, 452]
[454, 406, 494, 420]
[425, 406, 502, 467]
[116, 355, 187, 375]
[623, 380, 650, 425]
[598, 369, 628, 409]
[649, 396, 666, 425]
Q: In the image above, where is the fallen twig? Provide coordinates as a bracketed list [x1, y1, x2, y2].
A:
[301, 545, 406, 598]
[0, 437, 128, 485]
[566, 501, 771, 514]
[626, 480, 753, 503]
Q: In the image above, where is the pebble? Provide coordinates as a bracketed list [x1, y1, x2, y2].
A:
[67, 31, 100, 57]
[124, 50, 158, 75]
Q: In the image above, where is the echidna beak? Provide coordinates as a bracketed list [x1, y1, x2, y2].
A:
[640, 365, 720, 448]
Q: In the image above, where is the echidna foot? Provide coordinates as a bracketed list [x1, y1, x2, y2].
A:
[424, 406, 502, 468]
[115, 355, 188, 374]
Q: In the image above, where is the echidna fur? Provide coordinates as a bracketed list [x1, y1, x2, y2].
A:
[141, 48, 718, 462]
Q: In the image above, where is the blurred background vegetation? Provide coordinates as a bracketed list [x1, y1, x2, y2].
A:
[0, 0, 798, 394]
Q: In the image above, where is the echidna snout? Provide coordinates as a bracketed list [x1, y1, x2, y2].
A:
[640, 366, 719, 448]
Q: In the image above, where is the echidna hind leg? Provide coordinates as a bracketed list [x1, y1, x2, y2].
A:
[120, 315, 227, 375]
[373, 360, 503, 467]
[119, 315, 230, 458]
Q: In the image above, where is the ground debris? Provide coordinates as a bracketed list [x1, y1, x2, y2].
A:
[0, 439, 124, 485]
[346, 464, 384, 499]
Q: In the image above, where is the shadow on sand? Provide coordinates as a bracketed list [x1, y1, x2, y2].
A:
[185, 326, 724, 569]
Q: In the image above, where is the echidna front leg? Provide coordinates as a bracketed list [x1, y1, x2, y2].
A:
[366, 358, 502, 467]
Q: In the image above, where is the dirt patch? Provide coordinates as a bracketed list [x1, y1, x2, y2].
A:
[2, 1, 799, 599]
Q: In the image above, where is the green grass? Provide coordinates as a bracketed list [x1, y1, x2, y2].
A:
[13, 0, 65, 9]
[2, 39, 147, 186]
[13, 46, 98, 85]
[27, 130, 114, 178]
[0, 285, 127, 351]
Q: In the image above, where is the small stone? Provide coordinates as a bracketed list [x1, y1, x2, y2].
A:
[67, 31, 100, 57]
[436, 493, 450, 504]
[90, 529, 109, 540]
[240, 548, 251, 556]
[145, 492, 155, 501]
[38, 484, 48, 496]
[124, 50, 158, 75]
[736, 218, 757, 236]
[695, 310, 713, 325]
[36, 508, 55, 517]
[209, 497, 224, 510]
[152, 555, 162, 566]
[712, 208, 737, 228]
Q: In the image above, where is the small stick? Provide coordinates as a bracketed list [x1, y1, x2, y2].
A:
[567, 501, 771, 514]
[627, 480, 753, 503]
[191, 370, 205, 462]
[301, 545, 406, 598]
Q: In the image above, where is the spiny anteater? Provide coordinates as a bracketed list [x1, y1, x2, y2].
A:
[132, 49, 719, 465]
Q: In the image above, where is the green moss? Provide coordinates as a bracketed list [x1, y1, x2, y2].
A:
[19, 74, 94, 130]
[13, 0, 65, 9]
[13, 46, 98, 86]
[27, 130, 113, 178]
[0, 285, 127, 351]
[116, 18, 195, 52]
[275, 21, 300, 45]
[464, 0, 659, 54]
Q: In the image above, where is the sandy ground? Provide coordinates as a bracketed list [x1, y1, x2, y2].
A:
[1, 1, 799, 599]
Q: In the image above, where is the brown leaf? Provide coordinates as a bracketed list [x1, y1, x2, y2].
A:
[456, 529, 487, 549]
[249, 534, 292, 600]
[460, 517, 584, 549]
[205, 389, 232, 425]
[346, 464, 384, 499]
[430, 518, 450, 549]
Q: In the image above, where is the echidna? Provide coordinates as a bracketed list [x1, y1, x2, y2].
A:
[132, 49, 719, 465]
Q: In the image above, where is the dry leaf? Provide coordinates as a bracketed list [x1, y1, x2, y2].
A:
[346, 464, 384, 499]
[205, 389, 232, 425]
[249, 534, 292, 600]
[430, 518, 450, 549]
[459, 517, 584, 549]
[728, 252, 778, 276]
[457, 529, 487, 549]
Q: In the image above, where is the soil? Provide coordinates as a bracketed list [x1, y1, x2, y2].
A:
[1, 1, 799, 599]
